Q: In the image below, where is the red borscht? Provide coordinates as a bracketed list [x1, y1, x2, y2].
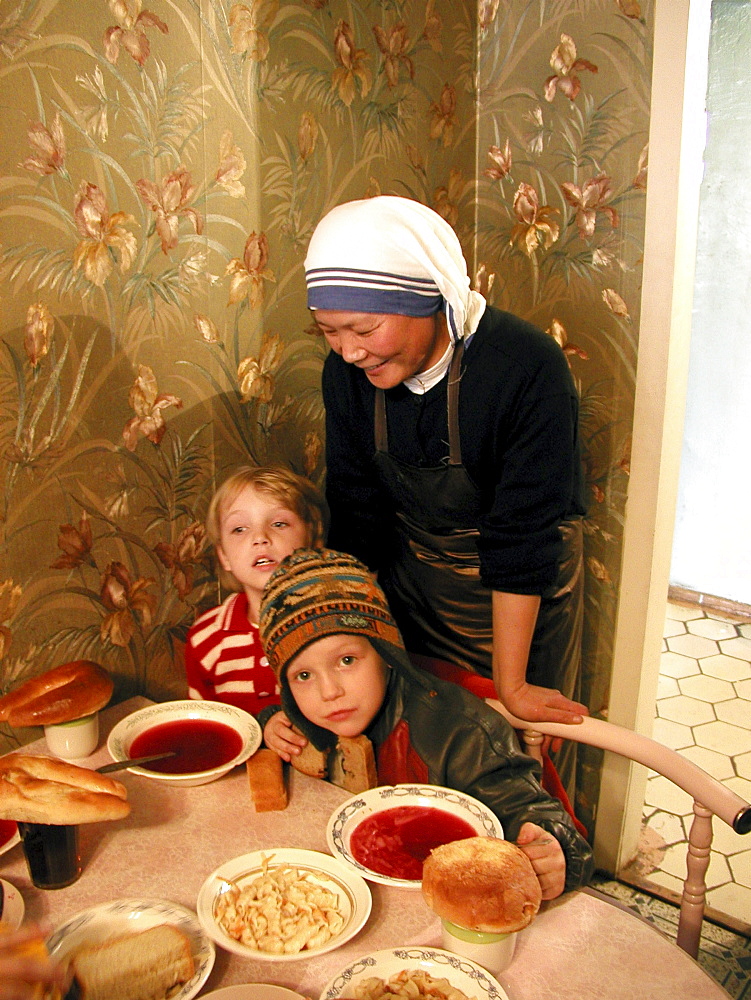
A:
[349, 805, 478, 880]
[129, 718, 243, 774]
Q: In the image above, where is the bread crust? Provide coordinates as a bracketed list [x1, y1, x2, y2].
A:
[246, 749, 288, 811]
[421, 837, 542, 933]
[329, 735, 377, 793]
[0, 754, 130, 825]
[0, 661, 113, 726]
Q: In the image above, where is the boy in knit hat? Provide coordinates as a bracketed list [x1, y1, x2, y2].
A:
[259, 548, 593, 900]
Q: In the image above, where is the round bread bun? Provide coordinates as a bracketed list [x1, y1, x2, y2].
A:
[421, 837, 542, 933]
[0, 754, 130, 825]
[0, 661, 113, 727]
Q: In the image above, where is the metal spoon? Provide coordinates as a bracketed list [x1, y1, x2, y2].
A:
[97, 751, 177, 773]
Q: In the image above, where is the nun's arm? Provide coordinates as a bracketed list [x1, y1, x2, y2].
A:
[490, 590, 588, 725]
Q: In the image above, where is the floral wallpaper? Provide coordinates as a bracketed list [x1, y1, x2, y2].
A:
[0, 0, 652, 836]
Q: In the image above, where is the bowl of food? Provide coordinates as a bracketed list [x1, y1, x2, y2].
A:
[320, 946, 511, 1000]
[325, 784, 503, 888]
[106, 700, 262, 787]
[196, 848, 372, 961]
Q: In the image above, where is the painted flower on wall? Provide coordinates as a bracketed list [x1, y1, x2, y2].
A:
[216, 131, 247, 198]
[24, 303, 53, 368]
[0, 581, 22, 662]
[103, 0, 168, 66]
[546, 319, 589, 365]
[194, 314, 221, 344]
[433, 169, 463, 227]
[229, 0, 279, 60]
[484, 140, 512, 182]
[298, 112, 319, 163]
[602, 287, 630, 320]
[21, 114, 66, 177]
[633, 144, 648, 190]
[136, 167, 204, 254]
[544, 34, 598, 102]
[429, 83, 457, 148]
[72, 182, 138, 287]
[373, 21, 414, 88]
[154, 522, 207, 599]
[510, 182, 560, 256]
[122, 365, 183, 450]
[237, 333, 283, 403]
[423, 3, 442, 51]
[51, 511, 95, 570]
[99, 561, 157, 647]
[561, 173, 619, 240]
[226, 232, 275, 308]
[332, 20, 372, 106]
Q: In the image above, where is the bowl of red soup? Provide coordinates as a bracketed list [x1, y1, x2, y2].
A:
[325, 784, 503, 888]
[106, 700, 262, 786]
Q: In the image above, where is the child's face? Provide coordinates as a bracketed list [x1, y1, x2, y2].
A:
[216, 485, 310, 600]
[286, 634, 388, 738]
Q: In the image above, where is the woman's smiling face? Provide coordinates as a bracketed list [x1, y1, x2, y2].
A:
[313, 309, 449, 389]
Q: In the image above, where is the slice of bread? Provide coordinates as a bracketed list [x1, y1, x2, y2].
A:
[289, 729, 329, 779]
[329, 735, 378, 794]
[70, 923, 194, 1000]
[246, 748, 288, 811]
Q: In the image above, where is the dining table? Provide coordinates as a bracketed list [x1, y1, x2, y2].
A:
[0, 697, 732, 1000]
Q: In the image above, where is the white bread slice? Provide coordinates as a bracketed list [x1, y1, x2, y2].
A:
[70, 924, 194, 1000]
[246, 748, 288, 811]
[328, 736, 378, 794]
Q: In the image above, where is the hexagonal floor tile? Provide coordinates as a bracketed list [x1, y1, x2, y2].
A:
[719, 635, 751, 660]
[657, 674, 680, 699]
[651, 716, 694, 750]
[659, 651, 700, 679]
[643, 809, 688, 845]
[678, 673, 736, 703]
[663, 618, 686, 639]
[727, 849, 751, 889]
[735, 677, 751, 699]
[687, 617, 738, 641]
[698, 653, 751, 682]
[694, 720, 750, 756]
[706, 879, 751, 924]
[715, 699, 751, 730]
[644, 774, 693, 815]
[735, 751, 751, 781]
[666, 602, 706, 622]
[667, 632, 722, 658]
[658, 694, 715, 727]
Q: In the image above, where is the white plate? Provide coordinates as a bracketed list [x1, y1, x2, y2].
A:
[320, 946, 512, 1000]
[46, 897, 215, 1000]
[107, 700, 262, 786]
[0, 878, 25, 929]
[325, 784, 504, 888]
[0, 821, 20, 858]
[203, 987, 307, 1000]
[197, 848, 372, 962]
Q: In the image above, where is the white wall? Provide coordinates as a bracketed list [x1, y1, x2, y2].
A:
[670, 0, 751, 606]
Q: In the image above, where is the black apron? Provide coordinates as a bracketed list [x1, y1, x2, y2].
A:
[372, 341, 584, 793]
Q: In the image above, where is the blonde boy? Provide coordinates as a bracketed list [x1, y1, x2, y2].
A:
[185, 466, 325, 717]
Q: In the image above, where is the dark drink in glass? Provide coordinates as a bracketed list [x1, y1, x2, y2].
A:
[17, 822, 81, 888]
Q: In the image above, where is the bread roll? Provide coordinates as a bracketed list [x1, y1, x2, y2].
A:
[0, 754, 130, 825]
[0, 661, 113, 727]
[246, 748, 288, 811]
[421, 837, 542, 933]
[70, 924, 195, 1000]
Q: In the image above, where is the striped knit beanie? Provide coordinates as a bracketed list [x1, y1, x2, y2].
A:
[259, 548, 404, 680]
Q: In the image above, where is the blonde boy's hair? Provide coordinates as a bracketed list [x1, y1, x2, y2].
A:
[206, 465, 327, 592]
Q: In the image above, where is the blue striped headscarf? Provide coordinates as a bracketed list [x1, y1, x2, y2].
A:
[304, 196, 486, 343]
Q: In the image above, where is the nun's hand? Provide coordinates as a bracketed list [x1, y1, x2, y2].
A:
[500, 680, 588, 727]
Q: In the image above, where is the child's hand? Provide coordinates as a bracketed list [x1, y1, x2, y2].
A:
[0, 923, 67, 1000]
[515, 822, 566, 900]
[263, 711, 308, 762]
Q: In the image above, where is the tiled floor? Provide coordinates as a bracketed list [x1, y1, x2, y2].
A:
[621, 599, 751, 933]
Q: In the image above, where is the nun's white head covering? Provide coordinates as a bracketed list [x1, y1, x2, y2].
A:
[304, 196, 486, 344]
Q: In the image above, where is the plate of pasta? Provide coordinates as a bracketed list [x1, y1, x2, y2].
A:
[196, 848, 372, 961]
[319, 947, 511, 1000]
